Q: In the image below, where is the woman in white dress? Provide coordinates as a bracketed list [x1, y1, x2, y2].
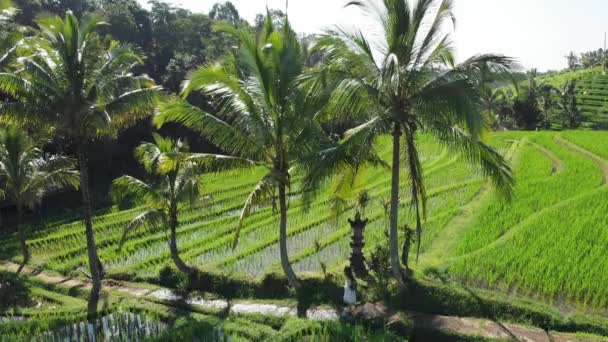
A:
[343, 266, 357, 306]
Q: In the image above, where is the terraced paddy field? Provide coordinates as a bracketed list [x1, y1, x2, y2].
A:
[2, 131, 608, 315]
[538, 67, 608, 128]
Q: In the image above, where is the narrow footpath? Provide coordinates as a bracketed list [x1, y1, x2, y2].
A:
[1, 261, 606, 341]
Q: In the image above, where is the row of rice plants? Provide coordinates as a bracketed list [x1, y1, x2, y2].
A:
[290, 179, 484, 275]
[11, 134, 465, 280]
[105, 137, 451, 276]
[562, 130, 608, 160]
[34, 175, 277, 272]
[30, 179, 258, 255]
[122, 144, 453, 275]
[44, 200, 250, 273]
[122, 190, 339, 275]
[453, 132, 602, 256]
[215, 151, 481, 277]
[449, 187, 608, 309]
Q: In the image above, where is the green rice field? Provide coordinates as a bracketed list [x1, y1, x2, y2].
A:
[2, 131, 608, 313]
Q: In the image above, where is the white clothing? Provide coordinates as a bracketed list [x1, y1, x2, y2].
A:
[343, 279, 357, 305]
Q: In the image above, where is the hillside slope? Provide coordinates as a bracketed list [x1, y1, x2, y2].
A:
[2, 132, 608, 314]
[539, 67, 608, 128]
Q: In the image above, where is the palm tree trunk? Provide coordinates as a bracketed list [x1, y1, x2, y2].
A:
[412, 204, 422, 263]
[16, 208, 28, 266]
[402, 129, 425, 264]
[279, 181, 301, 289]
[390, 123, 406, 288]
[77, 145, 103, 322]
[168, 208, 192, 274]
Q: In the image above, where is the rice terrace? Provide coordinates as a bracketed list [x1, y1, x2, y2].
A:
[3, 0, 608, 341]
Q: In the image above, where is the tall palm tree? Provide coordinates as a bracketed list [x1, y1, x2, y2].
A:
[309, 0, 515, 287]
[155, 14, 367, 289]
[0, 125, 79, 266]
[481, 88, 502, 121]
[476, 62, 517, 123]
[538, 83, 557, 126]
[558, 80, 582, 129]
[565, 51, 579, 70]
[113, 134, 251, 274]
[0, 12, 160, 318]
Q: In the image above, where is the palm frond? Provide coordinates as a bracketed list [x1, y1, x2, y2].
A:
[112, 175, 162, 206]
[187, 153, 256, 172]
[235, 171, 279, 248]
[119, 209, 166, 248]
[431, 125, 514, 200]
[156, 97, 264, 161]
[0, 73, 29, 99]
[301, 117, 388, 206]
[402, 127, 426, 261]
[175, 164, 202, 207]
[104, 86, 161, 129]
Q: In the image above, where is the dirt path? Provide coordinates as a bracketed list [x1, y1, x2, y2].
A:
[2, 261, 606, 341]
[411, 312, 608, 342]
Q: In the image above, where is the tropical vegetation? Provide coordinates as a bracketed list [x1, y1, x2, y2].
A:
[2, 0, 608, 340]
[0, 125, 78, 266]
[306, 0, 515, 287]
[0, 10, 160, 318]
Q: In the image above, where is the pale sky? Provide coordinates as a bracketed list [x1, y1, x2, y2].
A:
[137, 0, 608, 71]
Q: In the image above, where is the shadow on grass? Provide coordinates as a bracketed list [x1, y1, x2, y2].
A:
[424, 268, 521, 341]
[0, 271, 31, 311]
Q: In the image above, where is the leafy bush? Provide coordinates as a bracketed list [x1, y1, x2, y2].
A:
[364, 241, 393, 302]
[0, 272, 30, 310]
[158, 265, 187, 290]
[278, 318, 402, 341]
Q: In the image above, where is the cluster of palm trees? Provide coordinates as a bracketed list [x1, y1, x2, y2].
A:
[0, 7, 160, 318]
[0, 0, 516, 319]
[488, 70, 582, 130]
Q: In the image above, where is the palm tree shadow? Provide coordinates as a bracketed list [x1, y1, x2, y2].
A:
[101, 289, 110, 312]
[296, 278, 344, 319]
[426, 269, 521, 341]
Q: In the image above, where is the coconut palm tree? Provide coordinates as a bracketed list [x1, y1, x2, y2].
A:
[0, 11, 160, 318]
[0, 125, 79, 266]
[558, 80, 582, 129]
[565, 51, 579, 70]
[538, 83, 558, 127]
[308, 0, 515, 287]
[155, 14, 376, 289]
[113, 134, 251, 274]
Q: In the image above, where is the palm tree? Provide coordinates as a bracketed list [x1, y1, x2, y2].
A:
[538, 83, 557, 127]
[309, 0, 515, 287]
[0, 12, 160, 318]
[476, 62, 517, 124]
[113, 134, 250, 273]
[558, 80, 582, 129]
[565, 51, 579, 70]
[0, 125, 79, 266]
[155, 14, 364, 289]
[481, 88, 503, 122]
[0, 0, 21, 70]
